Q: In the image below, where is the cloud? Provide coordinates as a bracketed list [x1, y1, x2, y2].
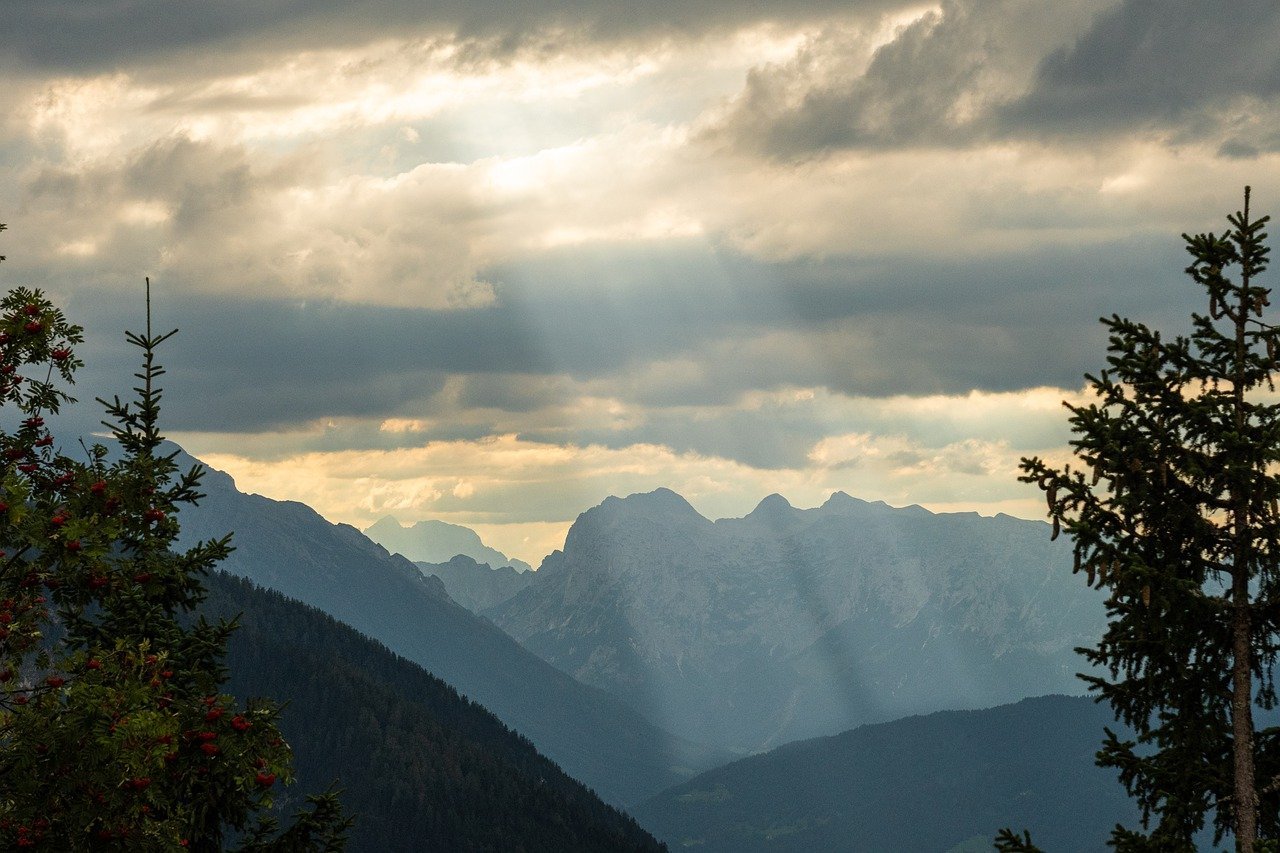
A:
[7, 61, 1264, 443]
[1004, 0, 1280, 145]
[707, 0, 1280, 158]
[506, 384, 1089, 471]
[21, 223, 1202, 442]
[13, 135, 496, 310]
[170, 381, 1087, 500]
[11, 20, 1273, 326]
[20, 39, 675, 156]
[705, 0, 1107, 156]
[2, 0, 908, 75]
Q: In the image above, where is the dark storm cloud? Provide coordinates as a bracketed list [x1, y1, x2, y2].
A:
[491, 236, 1191, 399]
[454, 374, 576, 414]
[519, 406, 833, 470]
[68, 295, 526, 432]
[1003, 0, 1280, 140]
[3, 0, 905, 74]
[54, 235, 1192, 437]
[713, 0, 1280, 158]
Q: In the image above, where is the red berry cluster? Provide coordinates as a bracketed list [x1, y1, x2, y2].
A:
[0, 298, 77, 408]
[0, 817, 50, 847]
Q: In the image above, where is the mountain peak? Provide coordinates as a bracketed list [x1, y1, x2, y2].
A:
[366, 515, 406, 535]
[638, 486, 687, 502]
[167, 442, 238, 492]
[572, 489, 709, 544]
[443, 553, 487, 570]
[820, 490, 859, 510]
[611, 487, 703, 518]
[748, 493, 793, 517]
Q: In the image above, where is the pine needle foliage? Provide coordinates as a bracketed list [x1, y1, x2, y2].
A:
[0, 229, 349, 850]
[1000, 190, 1280, 852]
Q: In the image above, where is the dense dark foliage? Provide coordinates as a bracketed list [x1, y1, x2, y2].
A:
[204, 570, 667, 853]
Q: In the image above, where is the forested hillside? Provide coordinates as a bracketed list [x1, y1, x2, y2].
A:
[204, 571, 666, 853]
[634, 695, 1136, 852]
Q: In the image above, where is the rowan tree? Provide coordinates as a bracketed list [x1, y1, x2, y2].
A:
[0, 224, 349, 850]
[997, 190, 1280, 852]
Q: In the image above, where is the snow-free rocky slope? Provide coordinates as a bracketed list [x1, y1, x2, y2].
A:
[490, 489, 1105, 752]
[173, 448, 721, 806]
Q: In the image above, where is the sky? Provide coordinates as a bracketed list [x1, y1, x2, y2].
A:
[3, 0, 1279, 565]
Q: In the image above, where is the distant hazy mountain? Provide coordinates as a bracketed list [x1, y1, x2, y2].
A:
[415, 554, 534, 612]
[207, 571, 666, 853]
[633, 695, 1136, 853]
[173, 449, 723, 805]
[490, 489, 1105, 752]
[365, 516, 533, 573]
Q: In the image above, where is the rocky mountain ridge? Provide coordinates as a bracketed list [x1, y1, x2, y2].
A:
[208, 571, 666, 852]
[491, 488, 1105, 751]
[415, 554, 533, 612]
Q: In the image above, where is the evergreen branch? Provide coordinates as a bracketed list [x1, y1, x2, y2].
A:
[994, 828, 1045, 852]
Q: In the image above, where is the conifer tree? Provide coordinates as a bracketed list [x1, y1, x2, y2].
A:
[0, 225, 349, 850]
[998, 189, 1280, 852]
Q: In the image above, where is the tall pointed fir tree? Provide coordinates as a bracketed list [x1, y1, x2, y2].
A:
[0, 225, 349, 850]
[998, 190, 1280, 852]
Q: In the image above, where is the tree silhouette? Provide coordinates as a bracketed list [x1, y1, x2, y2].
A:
[1000, 189, 1280, 852]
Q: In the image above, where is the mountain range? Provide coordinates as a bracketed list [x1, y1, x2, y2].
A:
[364, 516, 533, 572]
[173, 448, 722, 806]
[490, 489, 1106, 752]
[206, 560, 1149, 852]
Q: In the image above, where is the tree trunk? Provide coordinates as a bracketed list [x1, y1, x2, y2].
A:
[1232, 189, 1259, 852]
[1233, 582, 1258, 852]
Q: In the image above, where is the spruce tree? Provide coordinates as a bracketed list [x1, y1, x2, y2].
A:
[999, 189, 1280, 852]
[0, 225, 349, 850]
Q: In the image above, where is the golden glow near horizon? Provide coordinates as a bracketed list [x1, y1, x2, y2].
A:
[173, 385, 1080, 566]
